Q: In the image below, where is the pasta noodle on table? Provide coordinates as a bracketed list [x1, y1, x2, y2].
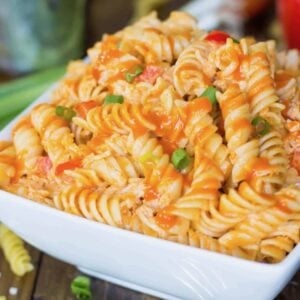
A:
[0, 11, 299, 263]
[0, 224, 33, 276]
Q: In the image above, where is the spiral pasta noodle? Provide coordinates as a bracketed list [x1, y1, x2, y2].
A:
[1, 11, 299, 263]
[0, 225, 33, 276]
[0, 142, 16, 187]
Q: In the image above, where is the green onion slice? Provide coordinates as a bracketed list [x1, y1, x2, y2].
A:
[125, 65, 144, 83]
[171, 148, 191, 170]
[55, 106, 76, 121]
[251, 116, 271, 136]
[200, 86, 217, 104]
[104, 94, 124, 104]
[71, 276, 92, 300]
[232, 37, 240, 44]
[55, 106, 65, 116]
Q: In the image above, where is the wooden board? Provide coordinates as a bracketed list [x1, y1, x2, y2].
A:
[0, 244, 299, 299]
[32, 254, 157, 300]
[0, 244, 41, 299]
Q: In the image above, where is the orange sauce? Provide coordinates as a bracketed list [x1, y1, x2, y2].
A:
[11, 158, 24, 183]
[231, 118, 252, 132]
[147, 110, 185, 144]
[99, 49, 123, 64]
[12, 118, 31, 134]
[91, 68, 100, 81]
[183, 172, 193, 187]
[186, 98, 212, 117]
[276, 197, 292, 214]
[87, 134, 110, 151]
[275, 70, 294, 89]
[129, 118, 148, 138]
[155, 208, 178, 230]
[159, 138, 177, 155]
[144, 185, 160, 201]
[101, 35, 120, 51]
[244, 157, 272, 181]
[220, 94, 246, 117]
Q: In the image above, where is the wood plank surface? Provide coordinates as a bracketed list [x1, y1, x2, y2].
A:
[0, 242, 299, 299]
[32, 254, 157, 300]
[0, 244, 41, 299]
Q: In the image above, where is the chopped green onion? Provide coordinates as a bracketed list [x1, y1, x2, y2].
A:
[251, 116, 271, 136]
[171, 148, 191, 171]
[232, 37, 240, 44]
[55, 106, 65, 116]
[71, 276, 92, 300]
[201, 86, 217, 104]
[104, 94, 124, 104]
[55, 106, 76, 121]
[125, 65, 144, 83]
[64, 108, 76, 121]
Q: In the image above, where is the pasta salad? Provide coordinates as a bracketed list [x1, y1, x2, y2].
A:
[0, 11, 299, 263]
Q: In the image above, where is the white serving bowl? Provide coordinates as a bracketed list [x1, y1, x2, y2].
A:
[0, 86, 299, 300]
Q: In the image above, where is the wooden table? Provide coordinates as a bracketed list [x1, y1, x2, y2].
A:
[0, 243, 299, 299]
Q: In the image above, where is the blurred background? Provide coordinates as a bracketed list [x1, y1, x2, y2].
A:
[0, 0, 299, 127]
[0, 0, 297, 76]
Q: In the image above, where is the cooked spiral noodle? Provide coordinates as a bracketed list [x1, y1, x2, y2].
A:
[81, 153, 142, 187]
[119, 26, 193, 64]
[70, 121, 92, 145]
[218, 84, 259, 185]
[259, 217, 300, 262]
[219, 186, 300, 249]
[0, 142, 16, 187]
[276, 49, 300, 71]
[187, 230, 254, 260]
[54, 181, 144, 227]
[184, 98, 231, 178]
[12, 117, 44, 175]
[127, 133, 183, 209]
[85, 103, 155, 136]
[173, 40, 217, 96]
[194, 181, 276, 238]
[211, 39, 245, 91]
[246, 44, 284, 126]
[255, 131, 289, 193]
[171, 151, 224, 221]
[162, 11, 198, 35]
[0, 225, 34, 276]
[31, 104, 82, 165]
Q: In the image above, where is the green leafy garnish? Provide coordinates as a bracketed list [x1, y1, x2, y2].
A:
[71, 275, 92, 300]
[232, 37, 240, 44]
[55, 106, 76, 121]
[200, 86, 217, 104]
[251, 116, 271, 136]
[104, 94, 124, 104]
[125, 65, 144, 83]
[171, 148, 191, 170]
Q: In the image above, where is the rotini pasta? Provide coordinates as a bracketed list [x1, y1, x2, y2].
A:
[0, 224, 33, 276]
[1, 11, 299, 263]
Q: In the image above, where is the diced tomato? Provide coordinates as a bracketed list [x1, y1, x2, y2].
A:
[37, 156, 52, 175]
[136, 65, 163, 84]
[205, 31, 231, 44]
[75, 100, 98, 119]
[55, 158, 82, 176]
[291, 150, 300, 173]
